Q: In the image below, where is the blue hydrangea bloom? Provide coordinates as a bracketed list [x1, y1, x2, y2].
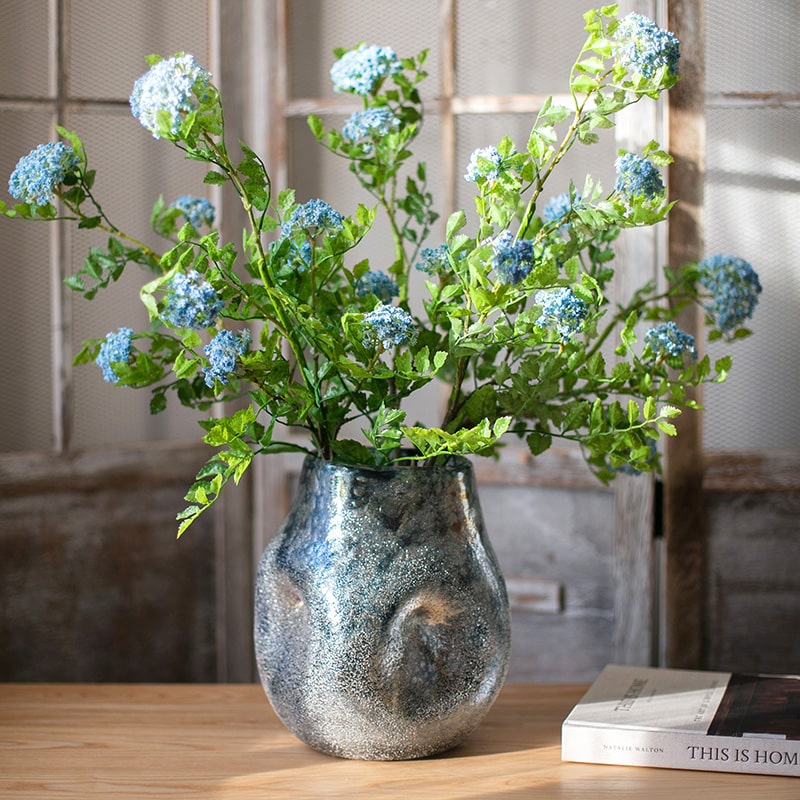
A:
[644, 321, 698, 360]
[8, 142, 80, 206]
[535, 288, 589, 341]
[491, 231, 535, 285]
[362, 304, 417, 350]
[616, 13, 680, 79]
[130, 54, 212, 139]
[96, 327, 134, 384]
[203, 329, 250, 387]
[614, 153, 665, 203]
[464, 146, 505, 183]
[543, 192, 582, 231]
[355, 270, 399, 302]
[698, 254, 762, 333]
[342, 108, 400, 148]
[170, 195, 215, 228]
[163, 270, 223, 329]
[330, 45, 401, 95]
[415, 244, 451, 275]
[281, 199, 344, 238]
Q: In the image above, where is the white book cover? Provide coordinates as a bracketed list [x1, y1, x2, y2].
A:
[562, 664, 800, 777]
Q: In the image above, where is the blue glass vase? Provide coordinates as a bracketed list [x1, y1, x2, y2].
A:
[254, 455, 511, 760]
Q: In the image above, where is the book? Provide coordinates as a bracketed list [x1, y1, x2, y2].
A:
[561, 664, 800, 777]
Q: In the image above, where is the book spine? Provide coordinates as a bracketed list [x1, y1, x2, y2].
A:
[562, 723, 800, 777]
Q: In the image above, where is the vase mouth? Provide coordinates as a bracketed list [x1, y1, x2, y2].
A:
[308, 450, 473, 474]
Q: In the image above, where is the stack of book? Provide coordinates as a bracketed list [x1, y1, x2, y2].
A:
[562, 664, 799, 777]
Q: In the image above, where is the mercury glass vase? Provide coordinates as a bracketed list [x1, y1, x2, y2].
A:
[254, 454, 511, 760]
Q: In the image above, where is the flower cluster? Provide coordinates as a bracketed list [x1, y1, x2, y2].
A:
[698, 254, 762, 333]
[614, 153, 665, 203]
[129, 53, 212, 139]
[415, 244, 451, 275]
[363, 305, 417, 350]
[535, 288, 589, 342]
[2, 6, 760, 535]
[464, 146, 507, 183]
[615, 12, 681, 79]
[543, 192, 582, 227]
[8, 142, 79, 206]
[203, 329, 250, 387]
[330, 44, 401, 94]
[342, 108, 400, 149]
[491, 231, 534, 285]
[645, 321, 698, 361]
[281, 198, 344, 238]
[163, 269, 223, 329]
[96, 327, 134, 384]
[171, 195, 215, 228]
[355, 270, 399, 302]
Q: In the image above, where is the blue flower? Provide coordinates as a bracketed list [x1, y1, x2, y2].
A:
[203, 329, 250, 387]
[281, 199, 344, 238]
[615, 13, 680, 80]
[543, 192, 582, 231]
[130, 54, 212, 139]
[163, 270, 223, 329]
[362, 305, 417, 350]
[330, 45, 401, 95]
[8, 142, 80, 206]
[614, 153, 665, 203]
[491, 231, 534, 285]
[96, 327, 134, 384]
[170, 196, 215, 228]
[698, 254, 762, 333]
[535, 288, 589, 341]
[644, 321, 698, 360]
[342, 108, 400, 149]
[464, 146, 505, 183]
[415, 244, 451, 276]
[355, 270, 399, 302]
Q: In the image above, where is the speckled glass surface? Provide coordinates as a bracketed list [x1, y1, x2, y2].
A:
[254, 455, 511, 760]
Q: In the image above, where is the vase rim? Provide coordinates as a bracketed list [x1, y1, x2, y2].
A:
[307, 451, 473, 474]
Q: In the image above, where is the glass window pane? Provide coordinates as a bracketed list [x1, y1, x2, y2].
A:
[0, 4, 51, 98]
[455, 0, 587, 96]
[287, 0, 440, 99]
[703, 107, 800, 449]
[70, 0, 211, 100]
[0, 112, 55, 452]
[69, 110, 212, 448]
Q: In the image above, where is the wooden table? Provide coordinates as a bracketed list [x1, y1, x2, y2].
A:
[1, 683, 796, 798]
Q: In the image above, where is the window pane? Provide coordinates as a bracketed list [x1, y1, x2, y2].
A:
[704, 106, 800, 449]
[287, 0, 440, 99]
[70, 0, 210, 100]
[69, 110, 212, 448]
[0, 112, 55, 451]
[706, 0, 799, 95]
[0, 3, 51, 98]
[455, 0, 587, 96]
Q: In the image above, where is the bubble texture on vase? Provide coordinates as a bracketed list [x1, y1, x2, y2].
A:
[254, 455, 511, 760]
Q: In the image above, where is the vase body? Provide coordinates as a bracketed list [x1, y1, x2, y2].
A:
[254, 455, 511, 760]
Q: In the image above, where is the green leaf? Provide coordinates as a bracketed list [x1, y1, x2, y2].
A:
[446, 210, 466, 241]
[657, 420, 677, 436]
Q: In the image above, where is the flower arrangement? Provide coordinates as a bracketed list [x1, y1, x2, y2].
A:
[2, 6, 760, 536]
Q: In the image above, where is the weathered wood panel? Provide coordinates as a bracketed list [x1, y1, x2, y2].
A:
[478, 483, 615, 683]
[0, 443, 218, 682]
[664, 0, 707, 670]
[704, 489, 800, 674]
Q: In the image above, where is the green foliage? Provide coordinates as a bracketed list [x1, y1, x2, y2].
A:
[2, 6, 757, 537]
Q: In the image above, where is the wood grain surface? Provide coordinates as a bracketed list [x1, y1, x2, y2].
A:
[1, 683, 796, 798]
